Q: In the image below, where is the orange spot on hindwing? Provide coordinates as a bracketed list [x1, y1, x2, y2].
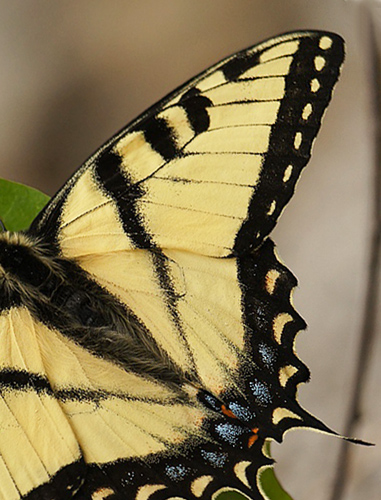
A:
[221, 404, 238, 419]
[248, 428, 259, 448]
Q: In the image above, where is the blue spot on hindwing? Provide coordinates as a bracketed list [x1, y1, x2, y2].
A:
[200, 450, 228, 468]
[215, 422, 248, 445]
[120, 471, 135, 487]
[165, 464, 189, 482]
[249, 380, 272, 406]
[199, 391, 221, 412]
[228, 402, 255, 422]
[258, 342, 276, 369]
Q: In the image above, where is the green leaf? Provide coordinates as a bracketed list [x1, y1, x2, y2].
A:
[0, 178, 50, 231]
[214, 465, 293, 500]
[259, 467, 294, 500]
[215, 442, 293, 500]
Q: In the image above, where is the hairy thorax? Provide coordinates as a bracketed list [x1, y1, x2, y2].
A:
[0, 231, 185, 384]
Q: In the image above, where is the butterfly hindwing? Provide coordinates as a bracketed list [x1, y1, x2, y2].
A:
[0, 31, 345, 499]
[0, 307, 212, 499]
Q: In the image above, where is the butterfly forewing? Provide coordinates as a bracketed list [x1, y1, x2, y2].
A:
[31, 31, 344, 258]
[0, 31, 344, 499]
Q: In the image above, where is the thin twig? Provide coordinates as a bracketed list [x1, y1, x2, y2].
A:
[329, 10, 381, 500]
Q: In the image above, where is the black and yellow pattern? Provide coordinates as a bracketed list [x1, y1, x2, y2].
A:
[0, 31, 344, 499]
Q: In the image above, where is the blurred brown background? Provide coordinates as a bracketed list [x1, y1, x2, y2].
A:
[0, 1, 379, 499]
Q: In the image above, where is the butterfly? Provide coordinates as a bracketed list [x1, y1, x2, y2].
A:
[0, 31, 345, 500]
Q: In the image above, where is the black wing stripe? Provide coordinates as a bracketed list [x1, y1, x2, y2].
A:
[0, 369, 52, 395]
[222, 52, 261, 81]
[93, 148, 199, 380]
[233, 34, 344, 254]
[94, 148, 154, 249]
[136, 117, 180, 163]
[179, 88, 212, 134]
[23, 460, 86, 500]
[0, 368, 181, 406]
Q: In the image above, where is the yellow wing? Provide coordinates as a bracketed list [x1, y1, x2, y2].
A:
[0, 307, 209, 498]
[32, 32, 342, 257]
[0, 31, 345, 499]
[32, 30, 344, 403]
